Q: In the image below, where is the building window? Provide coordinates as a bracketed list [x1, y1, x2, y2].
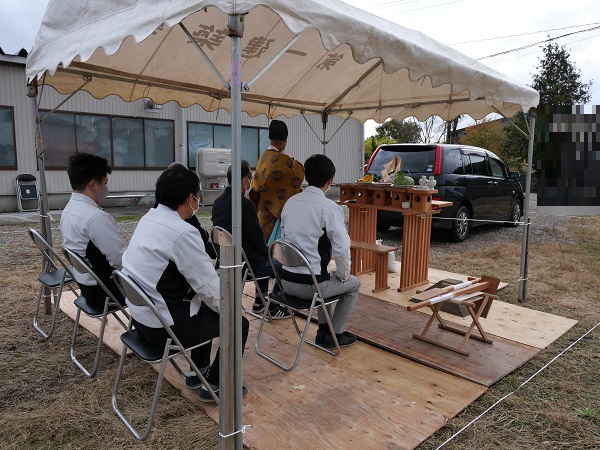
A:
[187, 122, 268, 169]
[40, 111, 174, 169]
[145, 119, 175, 168]
[113, 118, 144, 167]
[40, 112, 76, 167]
[75, 114, 111, 162]
[0, 107, 17, 169]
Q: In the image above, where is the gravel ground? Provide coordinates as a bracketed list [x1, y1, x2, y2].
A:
[338, 193, 572, 261]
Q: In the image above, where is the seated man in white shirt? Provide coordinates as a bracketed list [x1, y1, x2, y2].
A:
[122, 166, 249, 402]
[60, 153, 125, 307]
[280, 154, 360, 348]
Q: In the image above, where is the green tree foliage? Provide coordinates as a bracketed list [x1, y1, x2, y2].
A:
[363, 135, 395, 163]
[459, 116, 527, 172]
[499, 111, 529, 173]
[375, 119, 421, 143]
[462, 118, 504, 154]
[530, 42, 592, 105]
[363, 119, 422, 163]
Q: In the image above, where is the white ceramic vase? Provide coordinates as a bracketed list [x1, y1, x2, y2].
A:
[419, 175, 428, 187]
[426, 176, 437, 189]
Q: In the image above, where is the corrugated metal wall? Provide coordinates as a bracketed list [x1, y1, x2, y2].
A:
[0, 59, 363, 211]
[0, 62, 37, 198]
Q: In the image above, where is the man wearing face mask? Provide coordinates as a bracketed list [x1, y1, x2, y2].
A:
[280, 154, 360, 348]
[122, 166, 249, 401]
[212, 160, 291, 319]
[60, 152, 126, 307]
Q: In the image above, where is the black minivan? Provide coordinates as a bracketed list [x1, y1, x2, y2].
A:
[365, 143, 524, 241]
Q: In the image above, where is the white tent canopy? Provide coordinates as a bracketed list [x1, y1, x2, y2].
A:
[26, 1, 539, 446]
[26, 0, 538, 124]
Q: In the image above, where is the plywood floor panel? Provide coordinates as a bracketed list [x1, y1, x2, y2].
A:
[252, 318, 486, 419]
[358, 268, 577, 349]
[348, 293, 540, 386]
[232, 320, 483, 450]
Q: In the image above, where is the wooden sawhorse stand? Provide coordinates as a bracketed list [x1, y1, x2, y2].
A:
[407, 275, 500, 356]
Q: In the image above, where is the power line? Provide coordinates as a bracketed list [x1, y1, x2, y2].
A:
[477, 25, 600, 60]
[449, 22, 600, 45]
[484, 33, 600, 66]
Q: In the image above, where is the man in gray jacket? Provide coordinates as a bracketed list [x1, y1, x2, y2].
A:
[280, 154, 360, 348]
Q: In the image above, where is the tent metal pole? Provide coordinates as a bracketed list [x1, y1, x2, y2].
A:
[518, 109, 536, 302]
[219, 13, 244, 450]
[178, 105, 187, 164]
[30, 84, 54, 315]
[30, 91, 52, 245]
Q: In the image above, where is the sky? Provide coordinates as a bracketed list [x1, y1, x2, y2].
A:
[1, 0, 598, 137]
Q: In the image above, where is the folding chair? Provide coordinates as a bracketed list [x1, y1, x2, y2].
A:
[28, 229, 79, 340]
[255, 240, 341, 371]
[15, 173, 40, 212]
[209, 225, 272, 321]
[62, 247, 129, 378]
[111, 270, 218, 442]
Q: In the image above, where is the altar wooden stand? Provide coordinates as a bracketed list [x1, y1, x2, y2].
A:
[337, 183, 451, 292]
[407, 275, 500, 356]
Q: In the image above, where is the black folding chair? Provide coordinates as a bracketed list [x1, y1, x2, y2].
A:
[209, 225, 273, 321]
[28, 229, 78, 339]
[15, 174, 40, 212]
[62, 247, 129, 378]
[111, 270, 218, 441]
[255, 240, 341, 371]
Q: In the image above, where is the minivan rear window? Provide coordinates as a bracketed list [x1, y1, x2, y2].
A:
[369, 147, 436, 174]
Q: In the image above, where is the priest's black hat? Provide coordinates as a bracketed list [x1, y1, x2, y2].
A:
[269, 120, 288, 141]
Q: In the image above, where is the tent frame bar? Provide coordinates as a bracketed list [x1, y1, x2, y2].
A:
[49, 64, 504, 120]
[179, 22, 230, 90]
[323, 60, 383, 115]
[40, 76, 91, 122]
[492, 106, 529, 139]
[299, 110, 353, 147]
[245, 34, 302, 89]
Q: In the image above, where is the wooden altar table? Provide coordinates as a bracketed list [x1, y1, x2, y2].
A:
[337, 183, 451, 292]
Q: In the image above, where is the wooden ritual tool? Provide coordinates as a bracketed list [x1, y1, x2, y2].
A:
[407, 275, 500, 356]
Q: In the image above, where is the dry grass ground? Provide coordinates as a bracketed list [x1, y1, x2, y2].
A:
[418, 216, 600, 450]
[0, 212, 598, 449]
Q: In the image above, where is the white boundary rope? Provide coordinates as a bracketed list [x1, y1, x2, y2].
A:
[435, 322, 599, 449]
[218, 424, 252, 438]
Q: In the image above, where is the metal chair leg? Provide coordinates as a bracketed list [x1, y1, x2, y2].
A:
[70, 299, 110, 378]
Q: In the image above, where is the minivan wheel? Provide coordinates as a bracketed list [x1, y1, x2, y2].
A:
[450, 205, 471, 242]
[506, 200, 522, 227]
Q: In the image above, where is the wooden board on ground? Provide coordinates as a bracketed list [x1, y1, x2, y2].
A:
[212, 318, 485, 450]
[359, 268, 577, 349]
[348, 293, 541, 386]
[450, 300, 578, 350]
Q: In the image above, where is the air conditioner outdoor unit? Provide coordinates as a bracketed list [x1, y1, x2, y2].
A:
[143, 98, 163, 113]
